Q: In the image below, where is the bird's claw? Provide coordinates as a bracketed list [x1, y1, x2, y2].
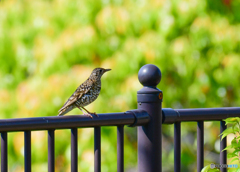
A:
[91, 112, 98, 117]
[83, 112, 98, 118]
[84, 112, 93, 119]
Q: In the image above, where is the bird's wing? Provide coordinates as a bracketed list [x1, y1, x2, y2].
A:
[58, 79, 93, 112]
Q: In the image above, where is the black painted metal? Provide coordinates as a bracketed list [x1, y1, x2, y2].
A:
[163, 107, 240, 123]
[71, 128, 78, 172]
[220, 121, 227, 172]
[138, 64, 161, 86]
[0, 111, 149, 132]
[197, 121, 204, 172]
[24, 131, 31, 172]
[174, 122, 181, 172]
[48, 130, 55, 172]
[117, 126, 124, 172]
[1, 132, 7, 172]
[137, 64, 162, 172]
[127, 110, 150, 127]
[94, 127, 101, 172]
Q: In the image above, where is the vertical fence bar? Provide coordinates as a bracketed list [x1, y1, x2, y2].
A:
[220, 121, 227, 172]
[24, 131, 31, 172]
[137, 64, 162, 172]
[1, 132, 7, 172]
[197, 121, 204, 172]
[117, 126, 124, 172]
[71, 128, 78, 172]
[174, 122, 181, 172]
[94, 127, 101, 172]
[48, 130, 55, 172]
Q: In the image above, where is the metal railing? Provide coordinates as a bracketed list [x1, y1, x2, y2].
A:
[162, 107, 240, 172]
[1, 64, 240, 172]
[0, 111, 149, 172]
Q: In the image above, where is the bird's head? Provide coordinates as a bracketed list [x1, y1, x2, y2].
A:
[90, 68, 111, 80]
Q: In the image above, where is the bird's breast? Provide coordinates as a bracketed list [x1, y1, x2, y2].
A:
[76, 84, 101, 106]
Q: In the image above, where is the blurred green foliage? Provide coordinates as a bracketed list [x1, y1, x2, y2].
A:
[0, 0, 240, 171]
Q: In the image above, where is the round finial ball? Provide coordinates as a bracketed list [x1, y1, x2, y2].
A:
[138, 64, 161, 87]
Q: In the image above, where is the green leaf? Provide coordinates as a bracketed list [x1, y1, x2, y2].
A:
[223, 144, 233, 151]
[232, 149, 240, 154]
[232, 123, 239, 131]
[208, 169, 220, 172]
[201, 165, 211, 172]
[234, 128, 240, 132]
[224, 117, 240, 125]
[227, 152, 238, 158]
[220, 127, 234, 140]
[230, 157, 239, 164]
[201, 165, 220, 172]
[220, 127, 240, 140]
[229, 168, 239, 172]
[224, 118, 234, 124]
[231, 138, 238, 149]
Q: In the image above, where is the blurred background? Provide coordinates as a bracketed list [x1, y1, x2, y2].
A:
[0, 0, 240, 171]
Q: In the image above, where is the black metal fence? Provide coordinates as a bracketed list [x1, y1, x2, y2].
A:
[1, 64, 240, 172]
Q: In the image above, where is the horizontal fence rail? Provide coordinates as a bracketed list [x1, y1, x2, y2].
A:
[2, 107, 238, 132]
[0, 108, 237, 132]
[162, 107, 240, 123]
[0, 110, 149, 132]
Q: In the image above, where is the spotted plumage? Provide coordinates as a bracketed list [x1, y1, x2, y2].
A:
[58, 68, 111, 118]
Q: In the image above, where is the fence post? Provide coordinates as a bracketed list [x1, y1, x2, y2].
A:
[137, 64, 162, 172]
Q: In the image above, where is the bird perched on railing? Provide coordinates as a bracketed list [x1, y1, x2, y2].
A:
[58, 68, 111, 118]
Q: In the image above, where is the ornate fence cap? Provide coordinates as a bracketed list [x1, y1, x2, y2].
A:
[138, 64, 161, 87]
[137, 64, 162, 94]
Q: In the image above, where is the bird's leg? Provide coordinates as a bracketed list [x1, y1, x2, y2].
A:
[77, 106, 93, 119]
[81, 107, 98, 117]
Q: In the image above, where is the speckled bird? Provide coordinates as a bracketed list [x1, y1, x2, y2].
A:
[58, 68, 111, 118]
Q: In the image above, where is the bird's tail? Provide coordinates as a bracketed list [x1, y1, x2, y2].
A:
[58, 105, 75, 116]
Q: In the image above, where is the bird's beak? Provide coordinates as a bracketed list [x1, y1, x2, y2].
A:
[104, 69, 111, 72]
